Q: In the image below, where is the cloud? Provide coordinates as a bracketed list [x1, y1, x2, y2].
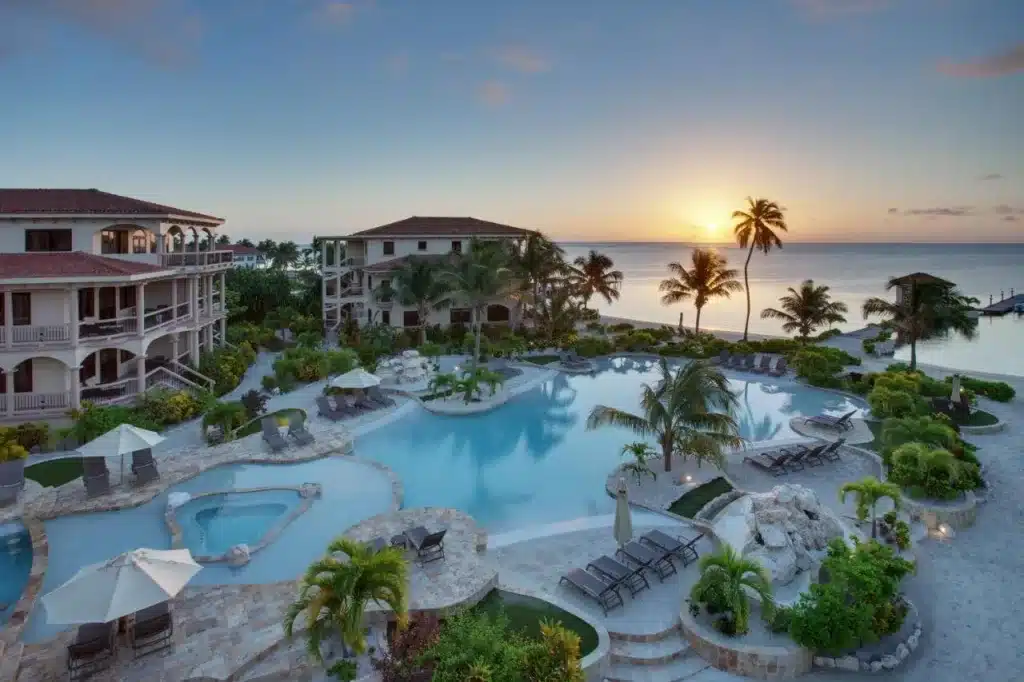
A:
[0, 0, 201, 68]
[993, 204, 1024, 216]
[316, 1, 357, 25]
[887, 208, 900, 215]
[980, 173, 1004, 181]
[938, 42, 1024, 78]
[1004, 216, 1019, 223]
[790, 0, 891, 18]
[900, 207, 975, 217]
[476, 81, 510, 107]
[384, 52, 409, 76]
[492, 45, 550, 74]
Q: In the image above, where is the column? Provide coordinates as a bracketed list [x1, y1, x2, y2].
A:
[114, 285, 121, 320]
[219, 318, 227, 347]
[171, 279, 178, 319]
[136, 355, 146, 394]
[335, 240, 342, 265]
[155, 227, 165, 255]
[136, 283, 146, 336]
[69, 287, 79, 345]
[189, 329, 200, 361]
[206, 323, 214, 349]
[4, 290, 12, 349]
[219, 272, 226, 312]
[93, 288, 100, 319]
[69, 365, 81, 409]
[171, 334, 179, 360]
[5, 370, 12, 417]
[188, 277, 196, 320]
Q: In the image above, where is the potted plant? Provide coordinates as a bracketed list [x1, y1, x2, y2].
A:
[0, 441, 29, 492]
[276, 414, 290, 438]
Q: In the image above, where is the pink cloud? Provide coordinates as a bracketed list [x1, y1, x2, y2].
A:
[938, 43, 1024, 78]
[477, 81, 511, 107]
[492, 45, 550, 74]
[790, 0, 891, 17]
[317, 2, 357, 25]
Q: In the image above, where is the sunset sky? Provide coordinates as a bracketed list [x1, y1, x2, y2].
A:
[1, 0, 1021, 243]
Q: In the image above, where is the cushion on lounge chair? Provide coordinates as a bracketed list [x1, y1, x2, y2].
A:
[558, 568, 623, 615]
[587, 555, 650, 596]
[617, 540, 677, 581]
[639, 529, 703, 566]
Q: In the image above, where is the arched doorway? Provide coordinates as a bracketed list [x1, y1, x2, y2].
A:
[1, 357, 72, 416]
[486, 304, 510, 323]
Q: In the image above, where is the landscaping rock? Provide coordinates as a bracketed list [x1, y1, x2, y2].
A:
[881, 655, 899, 670]
[907, 633, 919, 650]
[813, 656, 835, 668]
[870, 660, 884, 672]
[835, 655, 860, 671]
[897, 643, 910, 661]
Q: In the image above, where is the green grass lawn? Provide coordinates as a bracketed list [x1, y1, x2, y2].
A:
[234, 408, 306, 439]
[951, 409, 999, 427]
[668, 476, 734, 518]
[25, 458, 84, 488]
[474, 590, 599, 656]
[524, 355, 562, 365]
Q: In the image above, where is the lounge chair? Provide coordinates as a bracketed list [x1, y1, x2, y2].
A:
[743, 452, 790, 477]
[260, 418, 288, 452]
[353, 393, 379, 411]
[558, 568, 624, 615]
[806, 409, 857, 432]
[617, 540, 677, 581]
[316, 396, 344, 421]
[769, 357, 788, 377]
[781, 444, 823, 470]
[131, 601, 173, 658]
[639, 529, 703, 567]
[724, 353, 741, 369]
[342, 394, 371, 414]
[561, 352, 591, 369]
[752, 355, 772, 374]
[586, 555, 650, 597]
[404, 526, 446, 564]
[288, 414, 315, 446]
[367, 385, 395, 407]
[818, 438, 845, 462]
[712, 349, 730, 365]
[131, 449, 160, 486]
[742, 354, 757, 372]
[82, 457, 111, 498]
[67, 622, 116, 680]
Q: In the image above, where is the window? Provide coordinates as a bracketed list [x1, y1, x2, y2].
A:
[119, 286, 137, 310]
[450, 308, 471, 324]
[383, 241, 395, 256]
[417, 241, 427, 251]
[381, 310, 391, 325]
[78, 288, 95, 319]
[13, 360, 32, 393]
[451, 240, 462, 254]
[403, 310, 419, 327]
[25, 229, 72, 252]
[131, 230, 149, 254]
[12, 293, 31, 325]
[486, 304, 510, 322]
[101, 230, 130, 254]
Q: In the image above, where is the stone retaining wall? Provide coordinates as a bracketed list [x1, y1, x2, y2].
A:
[813, 599, 921, 673]
[694, 489, 745, 523]
[959, 419, 1006, 435]
[901, 492, 978, 531]
[679, 606, 812, 679]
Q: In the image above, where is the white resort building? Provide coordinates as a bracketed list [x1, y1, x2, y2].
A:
[319, 216, 532, 331]
[0, 189, 232, 422]
[224, 244, 268, 269]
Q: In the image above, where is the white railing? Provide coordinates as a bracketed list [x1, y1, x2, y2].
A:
[81, 376, 140, 405]
[11, 324, 71, 345]
[13, 392, 70, 414]
[145, 366, 206, 395]
[79, 318, 137, 339]
[170, 361, 215, 391]
[160, 251, 233, 268]
[327, 257, 365, 270]
[143, 307, 177, 330]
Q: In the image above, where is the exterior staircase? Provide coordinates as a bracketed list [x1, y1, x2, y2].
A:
[604, 625, 710, 681]
[146, 364, 214, 397]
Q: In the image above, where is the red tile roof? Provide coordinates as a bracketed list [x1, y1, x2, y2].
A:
[0, 252, 170, 280]
[222, 244, 264, 255]
[349, 216, 533, 238]
[0, 189, 222, 222]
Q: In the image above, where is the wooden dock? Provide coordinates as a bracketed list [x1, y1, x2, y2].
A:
[980, 293, 1024, 315]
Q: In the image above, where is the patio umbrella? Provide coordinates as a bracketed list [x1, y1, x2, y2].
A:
[613, 477, 633, 547]
[950, 374, 962, 404]
[75, 424, 165, 480]
[41, 548, 201, 625]
[330, 368, 382, 389]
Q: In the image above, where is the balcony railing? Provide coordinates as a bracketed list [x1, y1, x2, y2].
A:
[12, 392, 70, 414]
[160, 250, 233, 268]
[79, 318, 137, 339]
[81, 376, 139, 406]
[10, 324, 71, 345]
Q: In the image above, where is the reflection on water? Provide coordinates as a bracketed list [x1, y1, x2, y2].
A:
[894, 314, 1023, 377]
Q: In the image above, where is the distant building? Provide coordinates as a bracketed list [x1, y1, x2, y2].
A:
[0, 188, 231, 421]
[223, 244, 268, 269]
[318, 216, 533, 330]
[891, 273, 954, 305]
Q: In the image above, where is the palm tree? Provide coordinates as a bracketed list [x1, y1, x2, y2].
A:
[839, 476, 902, 538]
[375, 258, 450, 344]
[236, 238, 255, 248]
[534, 282, 584, 339]
[760, 279, 848, 341]
[201, 401, 247, 442]
[273, 241, 300, 270]
[440, 238, 512, 367]
[732, 197, 788, 341]
[256, 239, 278, 263]
[862, 277, 977, 370]
[216, 234, 231, 247]
[284, 538, 408, 666]
[513, 233, 566, 324]
[587, 359, 743, 473]
[659, 249, 742, 335]
[620, 442, 657, 484]
[571, 250, 623, 307]
[689, 545, 774, 635]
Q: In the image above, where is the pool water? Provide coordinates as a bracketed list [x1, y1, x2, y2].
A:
[0, 522, 32, 626]
[177, 490, 302, 557]
[355, 357, 864, 532]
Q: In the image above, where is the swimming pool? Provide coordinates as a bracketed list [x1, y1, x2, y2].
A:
[176, 489, 304, 558]
[354, 357, 864, 531]
[0, 521, 32, 626]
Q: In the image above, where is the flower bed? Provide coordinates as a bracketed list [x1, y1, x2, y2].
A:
[234, 408, 306, 439]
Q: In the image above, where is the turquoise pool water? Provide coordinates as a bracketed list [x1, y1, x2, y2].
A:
[177, 490, 303, 557]
[25, 357, 862, 643]
[0, 521, 32, 626]
[354, 357, 863, 531]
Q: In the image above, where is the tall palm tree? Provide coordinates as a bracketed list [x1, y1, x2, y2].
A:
[862, 277, 978, 370]
[659, 249, 742, 335]
[216, 234, 231, 246]
[236, 238, 256, 248]
[570, 250, 623, 307]
[273, 240, 300, 270]
[256, 239, 278, 263]
[376, 258, 450, 344]
[732, 197, 788, 340]
[284, 538, 408, 666]
[689, 545, 774, 635]
[513, 233, 566, 323]
[587, 359, 743, 473]
[534, 282, 584, 339]
[440, 238, 512, 366]
[760, 279, 848, 341]
[839, 476, 902, 538]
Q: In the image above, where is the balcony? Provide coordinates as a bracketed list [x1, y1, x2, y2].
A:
[80, 318, 137, 339]
[8, 324, 71, 346]
[80, 376, 139, 406]
[6, 391, 71, 417]
[159, 250, 233, 269]
[324, 256, 366, 273]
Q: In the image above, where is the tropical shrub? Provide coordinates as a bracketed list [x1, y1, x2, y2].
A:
[614, 330, 657, 352]
[688, 545, 774, 636]
[371, 615, 441, 681]
[949, 375, 1015, 402]
[838, 476, 901, 538]
[136, 389, 209, 427]
[240, 389, 267, 419]
[0, 441, 28, 463]
[789, 538, 914, 655]
[573, 336, 613, 358]
[68, 403, 162, 443]
[296, 331, 323, 349]
[419, 342, 444, 360]
[12, 422, 49, 451]
[867, 385, 925, 419]
[273, 347, 358, 385]
[261, 375, 278, 392]
[888, 442, 978, 500]
[199, 342, 258, 395]
[202, 401, 248, 442]
[791, 347, 847, 388]
[227, 322, 275, 349]
[879, 416, 960, 465]
[608, 322, 635, 332]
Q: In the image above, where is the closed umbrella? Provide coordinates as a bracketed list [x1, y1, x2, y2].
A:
[75, 424, 165, 480]
[330, 368, 382, 389]
[613, 477, 633, 547]
[42, 548, 201, 625]
[950, 374, 962, 404]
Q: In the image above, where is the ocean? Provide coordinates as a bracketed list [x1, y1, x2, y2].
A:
[559, 242, 1024, 377]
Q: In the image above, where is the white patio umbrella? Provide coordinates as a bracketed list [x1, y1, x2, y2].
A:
[330, 368, 382, 389]
[613, 477, 633, 547]
[76, 424, 165, 479]
[41, 548, 201, 625]
[950, 374, 962, 404]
